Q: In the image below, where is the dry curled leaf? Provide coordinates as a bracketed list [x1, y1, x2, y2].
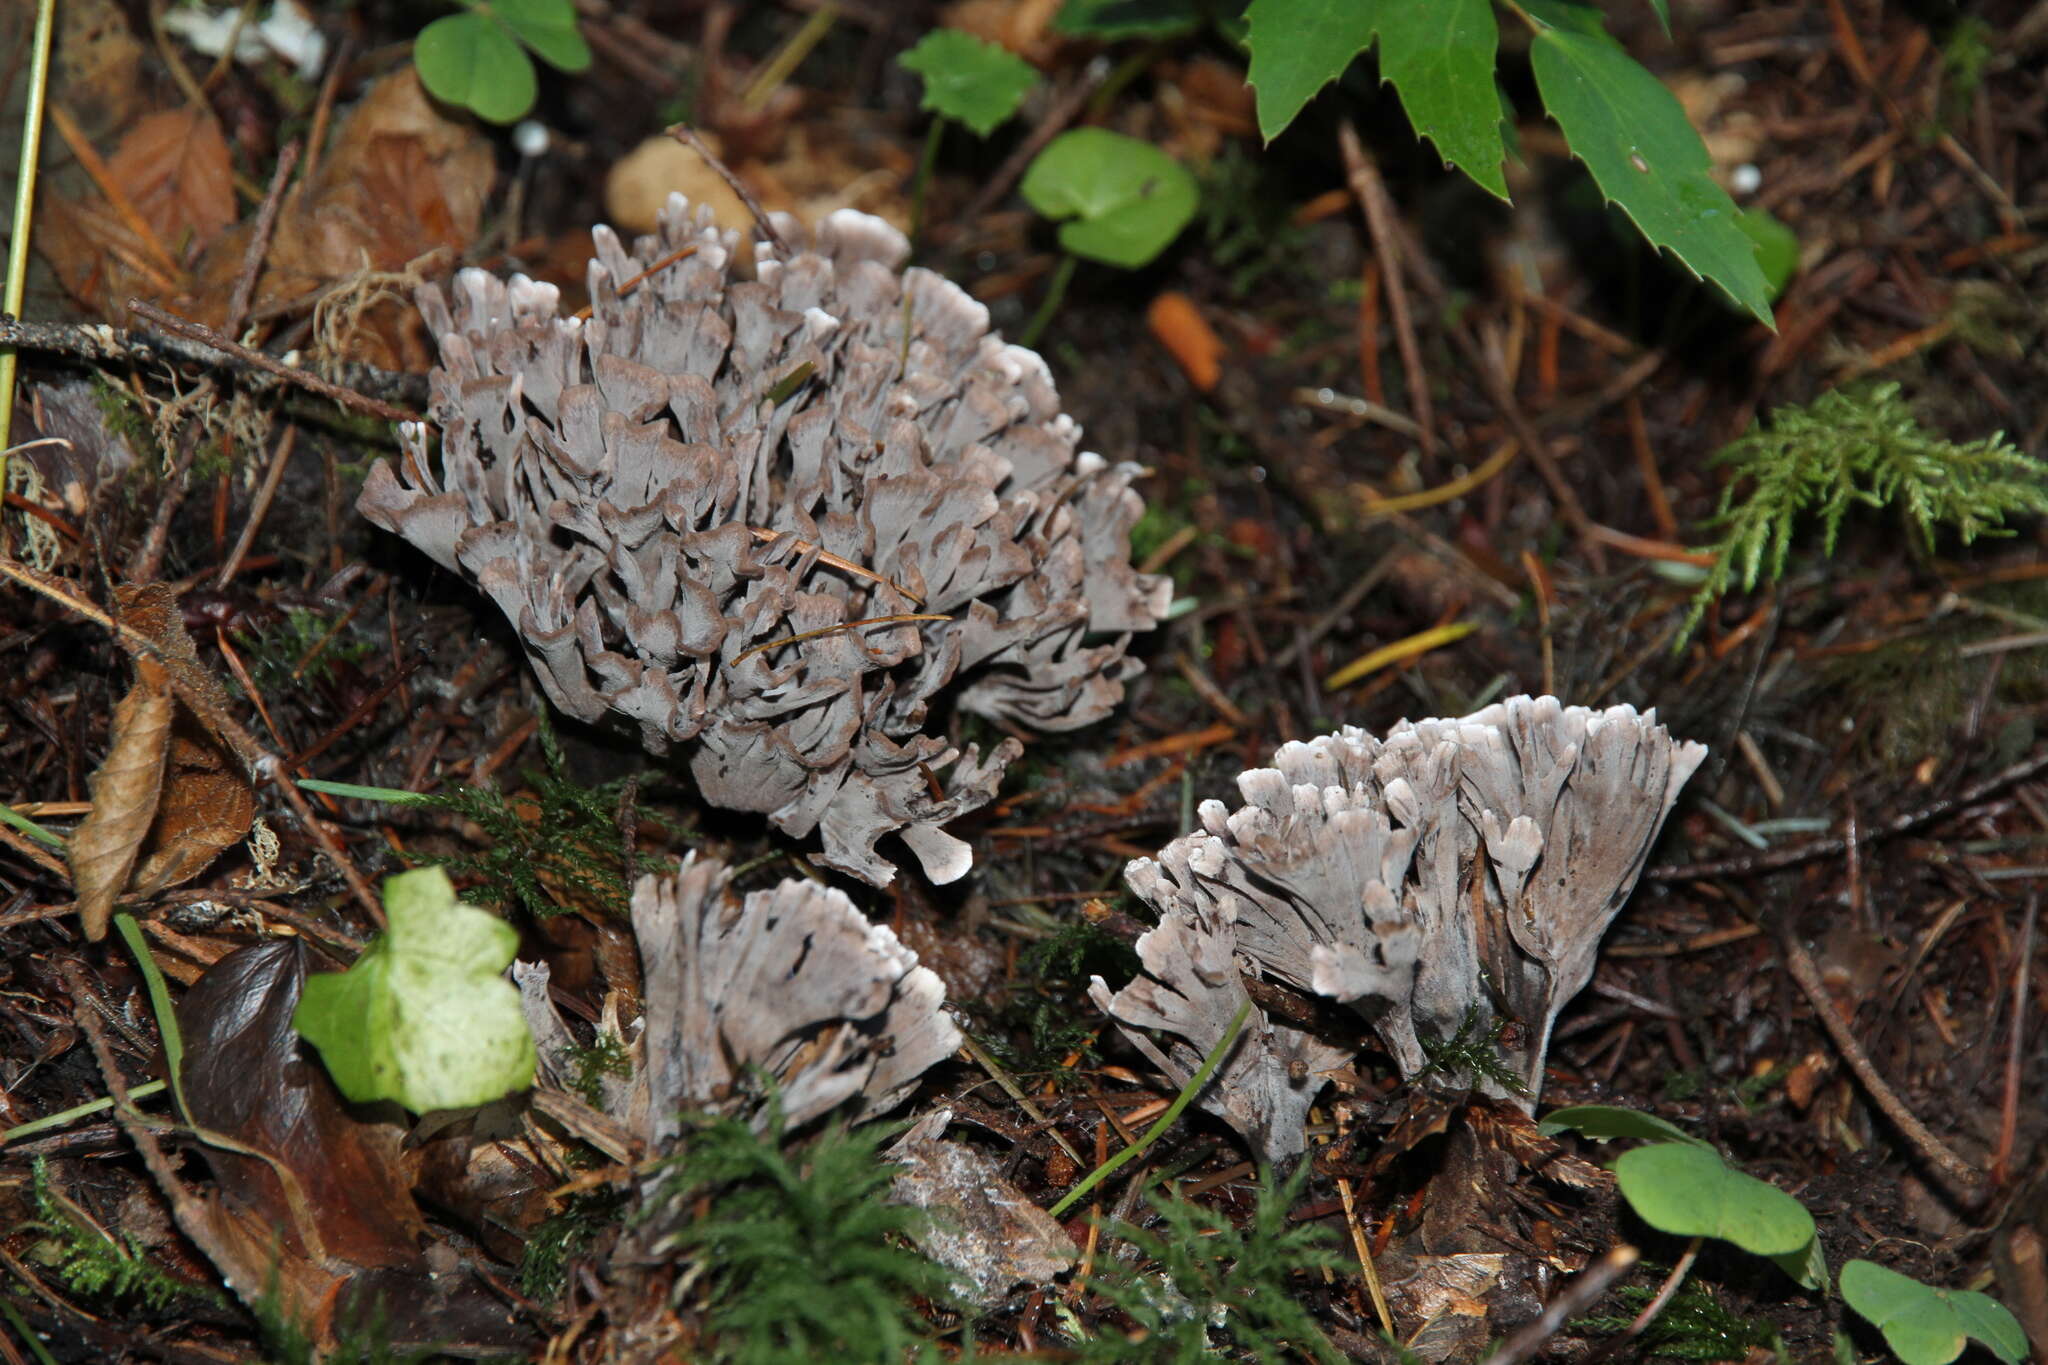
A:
[70, 654, 173, 941]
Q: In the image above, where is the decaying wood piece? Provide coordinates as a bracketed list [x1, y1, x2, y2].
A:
[1095, 696, 1705, 1158]
[630, 853, 961, 1140]
[359, 196, 1167, 886]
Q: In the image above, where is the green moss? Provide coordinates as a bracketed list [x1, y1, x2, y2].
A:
[1576, 1278, 1782, 1360]
[20, 1158, 217, 1311]
[519, 1186, 628, 1304]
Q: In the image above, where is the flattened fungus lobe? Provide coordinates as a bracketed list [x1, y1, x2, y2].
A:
[361, 196, 1168, 886]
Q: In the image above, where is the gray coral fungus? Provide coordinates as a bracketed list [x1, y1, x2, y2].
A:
[1092, 696, 1705, 1161]
[360, 196, 1168, 885]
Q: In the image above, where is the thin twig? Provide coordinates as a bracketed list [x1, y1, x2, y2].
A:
[1474, 1244, 1641, 1365]
[1652, 745, 2048, 881]
[214, 423, 297, 588]
[1778, 925, 1984, 1199]
[1992, 894, 2036, 1185]
[1581, 1238, 1697, 1365]
[1339, 123, 1435, 461]
[951, 59, 1111, 236]
[223, 138, 300, 340]
[125, 299, 420, 423]
[664, 124, 786, 254]
[0, 312, 428, 412]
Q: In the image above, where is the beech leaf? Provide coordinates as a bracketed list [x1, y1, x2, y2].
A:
[293, 867, 536, 1113]
[70, 656, 173, 941]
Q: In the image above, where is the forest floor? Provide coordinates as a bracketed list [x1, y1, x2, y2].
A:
[0, 1, 2045, 1362]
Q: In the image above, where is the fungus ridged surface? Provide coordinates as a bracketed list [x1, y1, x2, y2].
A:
[630, 853, 961, 1140]
[1093, 696, 1705, 1159]
[359, 196, 1168, 886]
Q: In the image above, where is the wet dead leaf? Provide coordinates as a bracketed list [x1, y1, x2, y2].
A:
[886, 1108, 1075, 1304]
[107, 107, 237, 258]
[177, 939, 428, 1268]
[70, 654, 173, 941]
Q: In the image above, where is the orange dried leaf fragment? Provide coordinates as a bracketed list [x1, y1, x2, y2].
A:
[1146, 290, 1223, 393]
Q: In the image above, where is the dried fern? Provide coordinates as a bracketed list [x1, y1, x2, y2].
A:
[1684, 384, 2048, 639]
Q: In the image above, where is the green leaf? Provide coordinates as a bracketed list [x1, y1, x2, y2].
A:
[1521, 0, 1773, 324]
[1020, 128, 1197, 268]
[1646, 0, 1672, 37]
[1738, 206, 1799, 301]
[1246, 0, 1507, 198]
[488, 0, 591, 73]
[1614, 1141, 1815, 1257]
[292, 867, 536, 1113]
[898, 29, 1039, 137]
[415, 12, 538, 124]
[1053, 0, 1209, 39]
[1538, 1104, 1711, 1147]
[1840, 1261, 2026, 1365]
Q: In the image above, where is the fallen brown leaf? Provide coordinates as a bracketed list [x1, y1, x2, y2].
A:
[107, 107, 237, 259]
[178, 939, 428, 1268]
[70, 654, 173, 941]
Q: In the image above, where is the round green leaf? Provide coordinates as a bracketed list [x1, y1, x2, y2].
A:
[898, 29, 1038, 137]
[1539, 1103, 1711, 1147]
[292, 867, 536, 1113]
[1840, 1260, 2026, 1365]
[489, 0, 591, 73]
[414, 12, 537, 124]
[1020, 129, 1197, 269]
[1614, 1141, 1814, 1256]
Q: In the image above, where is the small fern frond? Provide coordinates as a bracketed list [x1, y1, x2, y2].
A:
[1681, 384, 2048, 641]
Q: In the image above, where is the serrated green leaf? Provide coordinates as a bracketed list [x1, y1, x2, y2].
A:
[1521, 0, 1773, 323]
[488, 0, 590, 73]
[1614, 1141, 1814, 1257]
[1538, 1103, 1711, 1147]
[1738, 206, 1799, 301]
[1245, 0, 1505, 196]
[898, 29, 1038, 137]
[1053, 0, 1208, 39]
[1840, 1261, 2026, 1365]
[1020, 128, 1197, 268]
[415, 12, 538, 124]
[292, 867, 536, 1113]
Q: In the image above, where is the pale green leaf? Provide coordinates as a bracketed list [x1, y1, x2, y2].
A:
[292, 866, 536, 1113]
[1840, 1260, 2026, 1365]
[489, 0, 590, 73]
[1522, 0, 1773, 324]
[1614, 1141, 1815, 1257]
[415, 12, 538, 124]
[898, 29, 1039, 137]
[1538, 1103, 1710, 1147]
[1020, 129, 1197, 268]
[1738, 206, 1800, 301]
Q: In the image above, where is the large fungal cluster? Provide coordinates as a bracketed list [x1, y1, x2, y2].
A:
[1093, 696, 1705, 1161]
[360, 195, 1167, 887]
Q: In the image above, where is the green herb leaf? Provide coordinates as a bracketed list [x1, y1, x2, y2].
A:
[1020, 128, 1197, 268]
[292, 867, 536, 1113]
[1614, 1141, 1815, 1257]
[1840, 1260, 2026, 1365]
[489, 0, 591, 73]
[1538, 1103, 1711, 1147]
[1052, 0, 1210, 39]
[1646, 0, 1672, 37]
[898, 29, 1038, 137]
[414, 12, 538, 123]
[1520, 0, 1772, 323]
[1738, 206, 1800, 301]
[1246, 0, 1506, 198]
